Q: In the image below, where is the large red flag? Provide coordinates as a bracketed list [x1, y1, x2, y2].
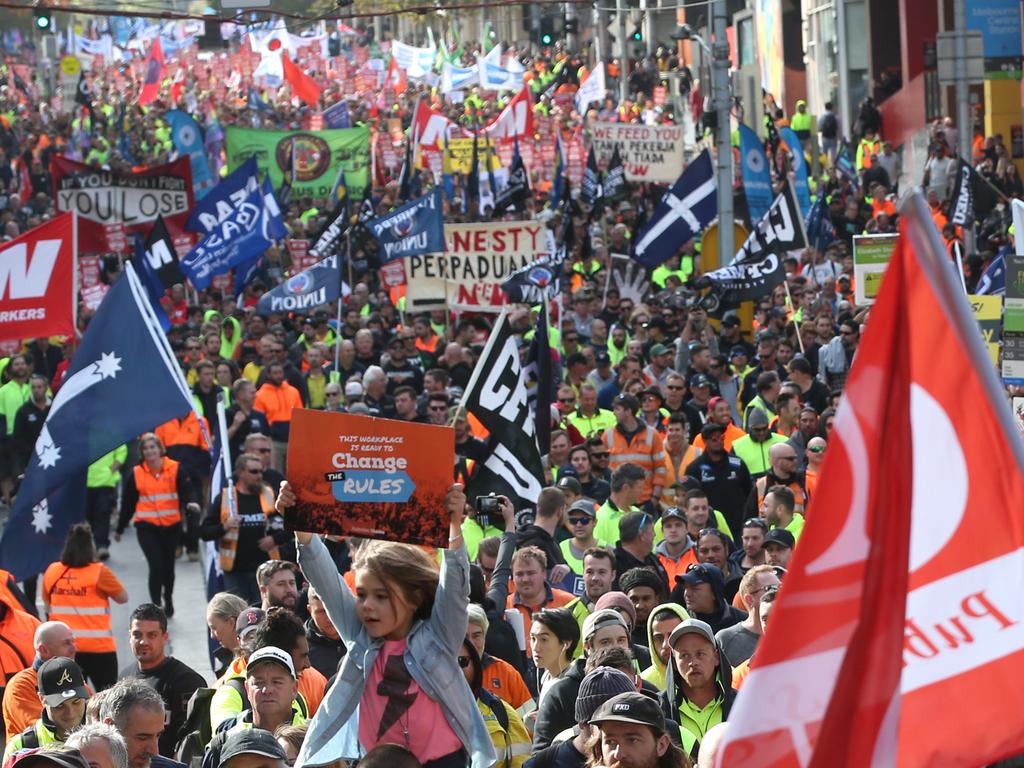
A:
[0, 212, 77, 342]
[718, 193, 1024, 767]
[282, 53, 322, 107]
[483, 84, 535, 140]
[138, 38, 164, 106]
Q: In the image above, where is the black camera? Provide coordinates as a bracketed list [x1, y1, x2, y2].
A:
[476, 495, 499, 528]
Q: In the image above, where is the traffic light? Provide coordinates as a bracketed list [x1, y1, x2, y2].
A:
[34, 7, 54, 32]
[539, 17, 554, 46]
[631, 24, 642, 42]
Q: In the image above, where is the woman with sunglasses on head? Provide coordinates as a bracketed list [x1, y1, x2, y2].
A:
[199, 451, 287, 606]
[116, 432, 199, 617]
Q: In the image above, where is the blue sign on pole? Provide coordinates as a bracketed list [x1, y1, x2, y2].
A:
[965, 0, 1023, 76]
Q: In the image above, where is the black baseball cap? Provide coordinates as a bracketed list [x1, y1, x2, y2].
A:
[763, 528, 796, 549]
[589, 692, 667, 733]
[701, 422, 726, 440]
[219, 728, 289, 764]
[235, 607, 266, 639]
[595, 350, 612, 367]
[661, 506, 686, 522]
[556, 475, 583, 495]
[37, 658, 89, 707]
[721, 315, 741, 328]
[677, 562, 724, 587]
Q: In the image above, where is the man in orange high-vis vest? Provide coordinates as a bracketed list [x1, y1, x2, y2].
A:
[199, 453, 288, 607]
[253, 362, 303, 473]
[603, 393, 667, 506]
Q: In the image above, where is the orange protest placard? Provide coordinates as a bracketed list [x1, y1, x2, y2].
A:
[285, 409, 455, 547]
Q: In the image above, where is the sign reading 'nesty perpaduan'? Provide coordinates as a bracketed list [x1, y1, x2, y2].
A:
[285, 410, 455, 548]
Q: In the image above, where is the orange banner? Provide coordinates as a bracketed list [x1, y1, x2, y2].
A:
[285, 410, 455, 547]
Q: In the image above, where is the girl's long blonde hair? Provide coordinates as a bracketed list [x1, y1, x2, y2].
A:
[354, 541, 440, 622]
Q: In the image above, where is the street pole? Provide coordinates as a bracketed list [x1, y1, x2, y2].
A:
[597, 4, 610, 69]
[954, 0, 974, 256]
[617, 0, 628, 104]
[835, 0, 849, 145]
[565, 2, 578, 53]
[641, 0, 655, 56]
[712, 0, 734, 261]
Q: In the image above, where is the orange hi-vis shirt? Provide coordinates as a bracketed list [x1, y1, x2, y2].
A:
[507, 586, 575, 641]
[254, 380, 303, 425]
[132, 458, 183, 527]
[481, 655, 533, 709]
[155, 412, 209, 450]
[42, 562, 124, 653]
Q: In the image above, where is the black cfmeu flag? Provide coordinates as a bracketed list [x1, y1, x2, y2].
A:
[950, 159, 999, 226]
[695, 182, 806, 307]
[603, 146, 626, 203]
[581, 145, 601, 206]
[460, 311, 545, 515]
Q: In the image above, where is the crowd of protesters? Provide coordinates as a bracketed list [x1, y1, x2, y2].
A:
[1, 13, 1023, 768]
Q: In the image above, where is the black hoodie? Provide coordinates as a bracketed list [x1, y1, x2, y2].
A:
[304, 618, 345, 680]
[668, 565, 746, 635]
[531, 657, 587, 751]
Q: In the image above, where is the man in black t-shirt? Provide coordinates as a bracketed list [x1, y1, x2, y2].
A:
[118, 604, 205, 759]
[225, 379, 270, 461]
[200, 452, 289, 606]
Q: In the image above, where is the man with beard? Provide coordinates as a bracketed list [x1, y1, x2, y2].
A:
[588, 692, 690, 768]
[659, 619, 737, 757]
[785, 405, 820, 470]
[201, 453, 287, 607]
[257, 561, 299, 611]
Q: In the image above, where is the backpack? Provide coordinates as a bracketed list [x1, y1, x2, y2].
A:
[174, 678, 247, 768]
[479, 689, 510, 733]
[820, 112, 838, 140]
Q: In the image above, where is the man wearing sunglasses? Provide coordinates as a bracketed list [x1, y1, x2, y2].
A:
[200, 453, 286, 606]
[746, 444, 810, 521]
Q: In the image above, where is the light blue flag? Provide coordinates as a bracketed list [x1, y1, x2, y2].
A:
[739, 123, 773, 223]
[780, 126, 811, 218]
[165, 110, 216, 200]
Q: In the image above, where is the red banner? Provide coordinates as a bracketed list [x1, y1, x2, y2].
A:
[78, 255, 101, 289]
[0, 213, 77, 343]
[51, 156, 194, 254]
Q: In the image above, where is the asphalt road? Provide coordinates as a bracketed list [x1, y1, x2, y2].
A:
[102, 527, 216, 684]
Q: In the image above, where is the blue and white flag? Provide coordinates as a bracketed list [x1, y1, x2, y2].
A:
[256, 254, 344, 314]
[391, 40, 436, 74]
[165, 110, 216, 200]
[779, 127, 811, 217]
[323, 99, 350, 129]
[0, 263, 194, 580]
[632, 150, 717, 269]
[187, 156, 260, 234]
[180, 177, 285, 290]
[440, 61, 478, 93]
[975, 252, 1006, 296]
[739, 123, 773, 223]
[370, 187, 446, 262]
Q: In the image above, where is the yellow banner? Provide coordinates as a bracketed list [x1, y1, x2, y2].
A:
[443, 138, 503, 174]
[969, 294, 1002, 367]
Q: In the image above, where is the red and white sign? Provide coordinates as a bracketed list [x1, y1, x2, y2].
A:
[0, 213, 77, 342]
[80, 282, 109, 312]
[379, 260, 406, 289]
[51, 155, 195, 254]
[78, 255, 101, 289]
[405, 221, 555, 312]
[286, 239, 318, 272]
[104, 222, 128, 254]
[590, 122, 686, 182]
[718, 197, 1024, 766]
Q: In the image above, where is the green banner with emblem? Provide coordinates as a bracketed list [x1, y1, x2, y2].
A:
[224, 126, 370, 201]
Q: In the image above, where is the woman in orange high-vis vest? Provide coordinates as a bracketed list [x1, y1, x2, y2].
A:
[42, 523, 127, 690]
[116, 433, 198, 618]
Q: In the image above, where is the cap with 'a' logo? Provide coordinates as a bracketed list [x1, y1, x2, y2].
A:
[37, 657, 90, 707]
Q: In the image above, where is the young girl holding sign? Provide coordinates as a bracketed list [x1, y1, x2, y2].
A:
[276, 481, 496, 768]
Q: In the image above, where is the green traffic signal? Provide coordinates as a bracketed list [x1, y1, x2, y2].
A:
[541, 33, 552, 45]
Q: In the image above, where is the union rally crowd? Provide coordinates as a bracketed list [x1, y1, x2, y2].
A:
[0, 10, 1022, 768]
